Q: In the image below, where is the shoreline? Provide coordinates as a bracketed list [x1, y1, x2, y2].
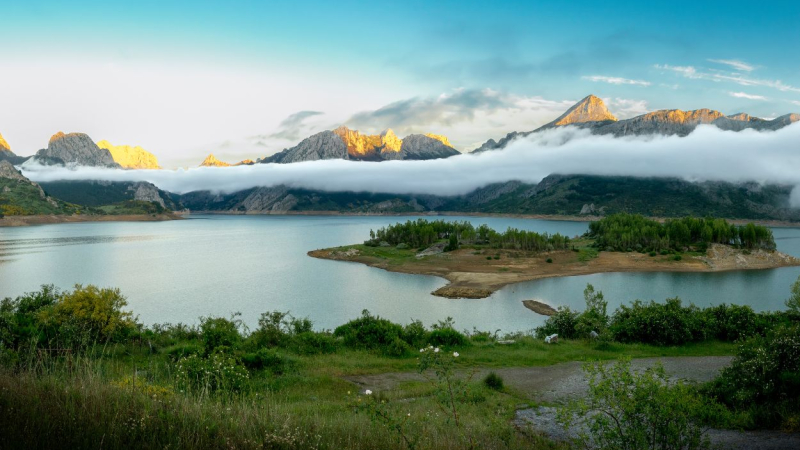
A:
[0, 213, 184, 227]
[309, 244, 800, 299]
[189, 210, 800, 228]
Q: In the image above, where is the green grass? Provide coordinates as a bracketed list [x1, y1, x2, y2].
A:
[0, 335, 734, 450]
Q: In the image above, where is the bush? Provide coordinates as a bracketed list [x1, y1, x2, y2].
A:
[428, 328, 468, 348]
[333, 310, 404, 355]
[610, 298, 704, 346]
[701, 304, 764, 342]
[292, 331, 337, 355]
[559, 359, 727, 450]
[649, 251, 657, 257]
[575, 284, 608, 338]
[483, 372, 504, 391]
[38, 285, 136, 347]
[200, 316, 242, 354]
[241, 348, 296, 374]
[536, 306, 579, 339]
[706, 324, 800, 428]
[485, 256, 492, 260]
[673, 255, 683, 261]
[250, 311, 291, 348]
[546, 258, 553, 263]
[174, 352, 250, 394]
[401, 320, 429, 349]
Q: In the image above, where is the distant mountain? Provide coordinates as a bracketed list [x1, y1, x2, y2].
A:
[200, 154, 231, 167]
[28, 132, 121, 168]
[0, 133, 30, 165]
[199, 154, 256, 167]
[39, 180, 179, 210]
[260, 126, 460, 163]
[0, 160, 75, 216]
[177, 174, 800, 222]
[97, 140, 161, 169]
[474, 95, 800, 152]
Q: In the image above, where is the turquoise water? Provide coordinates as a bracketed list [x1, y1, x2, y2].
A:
[1, 215, 799, 332]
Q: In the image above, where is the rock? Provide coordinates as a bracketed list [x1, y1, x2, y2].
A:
[522, 300, 558, 316]
[379, 241, 391, 247]
[0, 160, 29, 182]
[432, 285, 493, 299]
[261, 126, 458, 163]
[580, 203, 596, 215]
[396, 243, 409, 249]
[0, 133, 10, 153]
[416, 242, 447, 257]
[127, 182, 167, 208]
[590, 330, 599, 339]
[539, 94, 617, 129]
[97, 140, 160, 169]
[199, 154, 231, 167]
[31, 132, 121, 168]
[544, 334, 559, 344]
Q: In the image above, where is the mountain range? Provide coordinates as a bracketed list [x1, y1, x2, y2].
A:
[2, 95, 800, 222]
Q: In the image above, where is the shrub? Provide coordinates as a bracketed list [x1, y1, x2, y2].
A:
[536, 306, 579, 339]
[174, 352, 250, 394]
[485, 256, 492, 260]
[575, 284, 608, 338]
[250, 311, 291, 348]
[787, 275, 800, 318]
[401, 320, 429, 349]
[546, 258, 553, 263]
[200, 316, 242, 354]
[649, 251, 657, 257]
[333, 310, 404, 354]
[610, 298, 704, 346]
[241, 348, 296, 374]
[559, 359, 727, 450]
[163, 343, 203, 361]
[428, 328, 468, 348]
[701, 304, 763, 342]
[706, 324, 800, 428]
[673, 255, 683, 261]
[292, 331, 337, 355]
[0, 285, 61, 349]
[483, 372, 504, 391]
[38, 285, 135, 347]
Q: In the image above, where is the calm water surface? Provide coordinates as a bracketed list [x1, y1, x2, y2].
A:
[1, 215, 799, 332]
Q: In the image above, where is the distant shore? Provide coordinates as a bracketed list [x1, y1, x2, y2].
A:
[309, 244, 800, 299]
[189, 210, 800, 228]
[0, 213, 184, 227]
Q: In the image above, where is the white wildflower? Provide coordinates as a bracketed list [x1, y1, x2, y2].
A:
[453, 352, 459, 357]
[365, 389, 373, 395]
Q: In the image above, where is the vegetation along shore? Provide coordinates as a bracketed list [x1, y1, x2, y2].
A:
[0, 280, 798, 449]
[310, 213, 800, 299]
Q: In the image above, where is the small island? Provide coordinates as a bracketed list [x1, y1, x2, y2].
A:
[309, 214, 800, 299]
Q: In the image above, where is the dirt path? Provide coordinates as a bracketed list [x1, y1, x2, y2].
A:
[345, 356, 800, 449]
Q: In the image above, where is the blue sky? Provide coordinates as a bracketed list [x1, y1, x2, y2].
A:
[1, 0, 799, 166]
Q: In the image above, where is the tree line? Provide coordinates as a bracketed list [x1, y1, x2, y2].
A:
[588, 214, 776, 252]
[366, 219, 571, 252]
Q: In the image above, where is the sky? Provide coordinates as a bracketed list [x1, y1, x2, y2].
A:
[2, 0, 799, 167]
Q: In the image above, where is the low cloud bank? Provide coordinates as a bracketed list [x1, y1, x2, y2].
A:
[20, 124, 800, 206]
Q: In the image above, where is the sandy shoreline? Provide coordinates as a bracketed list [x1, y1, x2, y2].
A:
[0, 213, 184, 227]
[309, 244, 800, 299]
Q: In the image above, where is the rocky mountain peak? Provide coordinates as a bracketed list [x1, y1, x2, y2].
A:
[0, 160, 26, 181]
[545, 95, 618, 128]
[0, 133, 10, 153]
[424, 133, 453, 147]
[200, 154, 231, 167]
[379, 129, 402, 153]
[34, 132, 120, 168]
[727, 113, 760, 122]
[96, 140, 161, 169]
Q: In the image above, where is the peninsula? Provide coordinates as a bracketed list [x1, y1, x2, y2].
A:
[309, 215, 800, 298]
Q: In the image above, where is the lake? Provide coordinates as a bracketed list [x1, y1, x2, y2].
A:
[2, 215, 799, 333]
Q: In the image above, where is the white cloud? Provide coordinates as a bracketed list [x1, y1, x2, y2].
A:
[604, 98, 649, 119]
[729, 92, 768, 101]
[20, 123, 800, 208]
[708, 59, 755, 72]
[790, 101, 800, 107]
[656, 63, 800, 94]
[582, 75, 651, 86]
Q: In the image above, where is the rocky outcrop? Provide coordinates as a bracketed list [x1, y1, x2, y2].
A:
[32, 132, 121, 168]
[539, 94, 617, 129]
[127, 182, 167, 208]
[200, 154, 231, 167]
[261, 127, 458, 163]
[97, 140, 161, 169]
[0, 133, 10, 153]
[473, 95, 800, 152]
[262, 130, 350, 164]
[0, 160, 59, 207]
